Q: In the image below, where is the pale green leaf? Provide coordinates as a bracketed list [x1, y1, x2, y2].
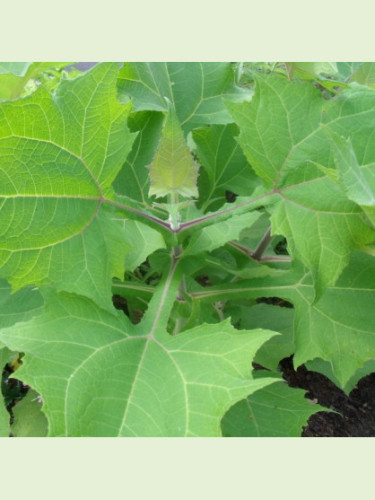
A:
[148, 102, 199, 199]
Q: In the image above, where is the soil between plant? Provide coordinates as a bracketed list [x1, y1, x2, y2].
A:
[279, 357, 375, 437]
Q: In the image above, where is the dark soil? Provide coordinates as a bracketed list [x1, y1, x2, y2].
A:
[280, 356, 375, 437]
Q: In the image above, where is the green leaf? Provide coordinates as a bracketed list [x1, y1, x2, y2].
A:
[0, 62, 31, 77]
[306, 358, 375, 395]
[326, 128, 375, 226]
[349, 63, 375, 87]
[0, 347, 12, 436]
[288, 62, 338, 80]
[183, 211, 262, 256]
[198, 251, 375, 388]
[11, 389, 48, 437]
[192, 124, 260, 212]
[117, 63, 252, 133]
[0, 256, 278, 437]
[226, 75, 375, 296]
[221, 372, 327, 437]
[148, 101, 199, 199]
[113, 219, 166, 271]
[0, 62, 72, 101]
[0, 63, 136, 311]
[113, 111, 165, 205]
[227, 302, 295, 371]
[0, 280, 44, 329]
[336, 62, 363, 81]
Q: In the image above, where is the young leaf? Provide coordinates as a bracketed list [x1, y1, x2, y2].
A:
[117, 62, 252, 133]
[0, 63, 136, 311]
[148, 101, 199, 199]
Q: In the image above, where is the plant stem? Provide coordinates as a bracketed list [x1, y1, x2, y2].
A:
[251, 226, 272, 260]
[103, 197, 171, 232]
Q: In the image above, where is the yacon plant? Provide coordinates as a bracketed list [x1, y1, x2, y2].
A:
[0, 62, 374, 437]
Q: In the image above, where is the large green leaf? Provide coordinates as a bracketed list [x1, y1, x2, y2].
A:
[0, 256, 278, 436]
[221, 372, 327, 437]
[0, 63, 136, 311]
[117, 63, 252, 133]
[226, 75, 375, 296]
[195, 251, 375, 388]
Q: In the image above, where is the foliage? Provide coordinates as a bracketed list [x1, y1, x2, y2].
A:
[0, 62, 374, 436]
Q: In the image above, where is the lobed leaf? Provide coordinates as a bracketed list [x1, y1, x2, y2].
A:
[197, 251, 375, 388]
[0, 63, 136, 311]
[226, 75, 375, 296]
[0, 256, 279, 437]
